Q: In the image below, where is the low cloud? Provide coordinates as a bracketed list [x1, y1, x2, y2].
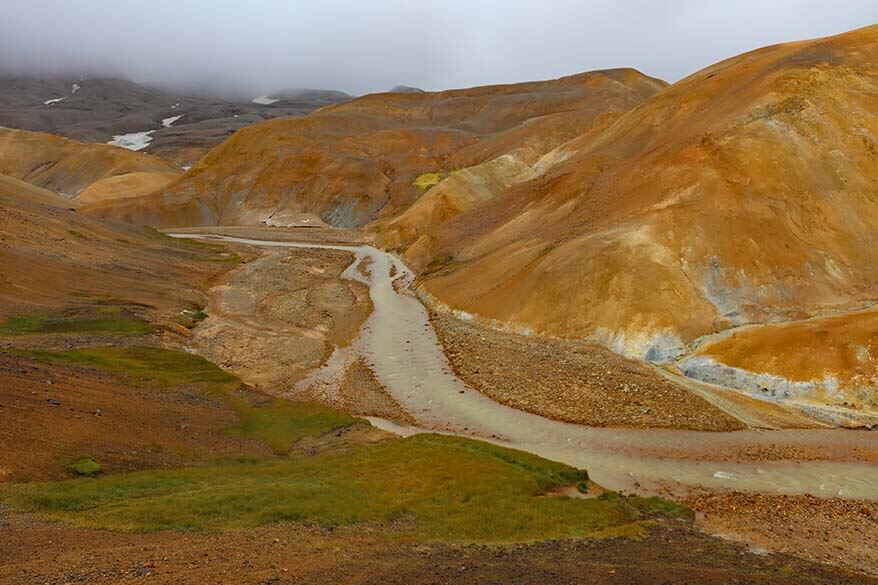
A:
[1, 0, 875, 96]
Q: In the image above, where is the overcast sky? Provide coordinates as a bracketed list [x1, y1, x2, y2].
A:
[1, 0, 875, 96]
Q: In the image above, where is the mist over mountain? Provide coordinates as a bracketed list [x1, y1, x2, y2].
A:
[1, 0, 875, 96]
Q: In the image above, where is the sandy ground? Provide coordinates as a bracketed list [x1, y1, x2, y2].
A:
[300, 356, 416, 425]
[191, 242, 371, 391]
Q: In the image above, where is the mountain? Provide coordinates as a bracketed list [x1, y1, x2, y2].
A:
[0, 76, 350, 166]
[410, 25, 878, 414]
[0, 171, 224, 317]
[83, 69, 666, 227]
[0, 127, 182, 203]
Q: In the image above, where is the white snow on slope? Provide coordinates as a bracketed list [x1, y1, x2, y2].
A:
[252, 95, 279, 105]
[108, 130, 156, 151]
[162, 114, 184, 128]
[71, 83, 81, 94]
[44, 96, 67, 105]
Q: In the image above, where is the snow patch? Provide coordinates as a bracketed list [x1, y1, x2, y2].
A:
[252, 95, 279, 105]
[108, 130, 156, 151]
[71, 83, 81, 94]
[162, 114, 184, 128]
[44, 96, 67, 105]
[182, 165, 192, 171]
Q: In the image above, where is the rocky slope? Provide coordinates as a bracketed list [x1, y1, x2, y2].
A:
[0, 127, 182, 203]
[0, 76, 350, 166]
[83, 69, 666, 227]
[412, 25, 878, 418]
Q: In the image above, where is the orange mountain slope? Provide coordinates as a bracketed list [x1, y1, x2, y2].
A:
[0, 127, 182, 203]
[83, 69, 665, 228]
[413, 25, 878, 416]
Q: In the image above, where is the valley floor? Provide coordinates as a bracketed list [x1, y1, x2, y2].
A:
[1, 225, 876, 583]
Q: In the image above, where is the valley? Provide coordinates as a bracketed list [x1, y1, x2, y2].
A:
[1, 19, 877, 585]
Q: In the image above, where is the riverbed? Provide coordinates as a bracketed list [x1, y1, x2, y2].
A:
[173, 233, 878, 499]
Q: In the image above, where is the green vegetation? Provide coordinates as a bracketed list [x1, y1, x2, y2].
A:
[68, 457, 101, 477]
[19, 347, 357, 455]
[225, 397, 359, 455]
[0, 311, 151, 336]
[0, 434, 688, 539]
[209, 251, 242, 265]
[413, 172, 443, 190]
[177, 309, 209, 329]
[4, 346, 691, 542]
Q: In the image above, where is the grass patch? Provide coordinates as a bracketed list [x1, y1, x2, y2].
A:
[209, 251, 241, 265]
[68, 457, 101, 477]
[413, 172, 443, 190]
[0, 434, 690, 539]
[6, 347, 691, 542]
[225, 397, 358, 455]
[18, 347, 357, 455]
[0, 311, 152, 336]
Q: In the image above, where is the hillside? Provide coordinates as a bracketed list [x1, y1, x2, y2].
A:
[0, 127, 182, 203]
[0, 174, 227, 319]
[83, 69, 666, 227]
[411, 26, 878, 416]
[0, 76, 350, 166]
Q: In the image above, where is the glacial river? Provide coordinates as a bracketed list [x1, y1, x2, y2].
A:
[174, 234, 878, 500]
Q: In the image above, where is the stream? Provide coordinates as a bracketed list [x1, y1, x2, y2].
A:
[174, 234, 878, 500]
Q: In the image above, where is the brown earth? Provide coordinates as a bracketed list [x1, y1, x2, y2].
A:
[683, 308, 878, 415]
[1, 510, 873, 585]
[0, 184, 227, 321]
[1, 221, 876, 582]
[84, 69, 666, 228]
[0, 352, 273, 483]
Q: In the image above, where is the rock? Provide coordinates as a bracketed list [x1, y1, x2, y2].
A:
[46, 398, 61, 406]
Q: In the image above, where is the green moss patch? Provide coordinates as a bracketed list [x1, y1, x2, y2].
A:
[413, 172, 443, 190]
[68, 457, 102, 477]
[0, 311, 151, 336]
[18, 347, 358, 455]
